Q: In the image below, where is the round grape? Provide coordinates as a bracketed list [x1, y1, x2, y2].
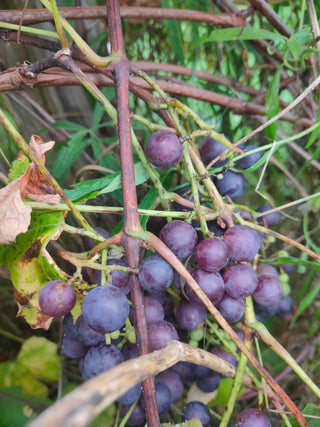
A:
[257, 204, 280, 227]
[138, 253, 174, 292]
[144, 296, 165, 323]
[157, 370, 184, 402]
[117, 383, 142, 405]
[256, 264, 279, 279]
[199, 136, 229, 167]
[182, 401, 211, 427]
[141, 381, 172, 415]
[196, 372, 220, 393]
[148, 320, 178, 351]
[159, 220, 198, 259]
[121, 403, 145, 426]
[215, 171, 246, 199]
[237, 408, 271, 427]
[38, 280, 76, 317]
[83, 343, 123, 380]
[224, 225, 263, 262]
[75, 315, 105, 346]
[186, 268, 225, 305]
[195, 237, 229, 272]
[61, 337, 89, 359]
[176, 300, 207, 331]
[145, 131, 183, 169]
[277, 295, 293, 318]
[223, 264, 258, 299]
[216, 293, 245, 323]
[236, 144, 263, 169]
[82, 285, 130, 334]
[253, 275, 283, 307]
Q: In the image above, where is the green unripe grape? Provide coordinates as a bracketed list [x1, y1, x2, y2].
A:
[277, 250, 289, 258]
[189, 327, 204, 342]
[282, 281, 291, 297]
[279, 272, 289, 283]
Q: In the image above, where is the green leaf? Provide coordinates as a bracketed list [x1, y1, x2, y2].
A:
[8, 156, 30, 182]
[265, 66, 282, 139]
[161, 0, 184, 64]
[51, 120, 85, 132]
[0, 387, 32, 427]
[289, 27, 313, 45]
[17, 337, 60, 382]
[262, 256, 320, 271]
[290, 281, 320, 328]
[65, 162, 150, 202]
[51, 130, 89, 182]
[306, 106, 320, 148]
[194, 27, 285, 47]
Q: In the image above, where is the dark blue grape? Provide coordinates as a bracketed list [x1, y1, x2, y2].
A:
[138, 253, 174, 292]
[121, 403, 145, 426]
[196, 372, 220, 393]
[216, 293, 245, 323]
[157, 370, 184, 402]
[277, 295, 293, 318]
[159, 220, 198, 260]
[83, 343, 123, 380]
[75, 314, 105, 346]
[176, 300, 207, 331]
[253, 275, 283, 307]
[141, 381, 172, 415]
[117, 383, 142, 405]
[257, 204, 280, 227]
[82, 285, 129, 334]
[182, 401, 211, 427]
[236, 144, 263, 169]
[199, 136, 229, 167]
[215, 171, 246, 199]
[61, 337, 89, 359]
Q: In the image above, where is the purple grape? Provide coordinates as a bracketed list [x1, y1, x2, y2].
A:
[121, 402, 145, 426]
[75, 314, 105, 346]
[254, 301, 280, 320]
[157, 370, 184, 402]
[147, 290, 167, 306]
[83, 343, 123, 380]
[236, 144, 263, 169]
[253, 275, 283, 307]
[141, 381, 172, 415]
[176, 300, 207, 331]
[281, 264, 295, 274]
[38, 280, 76, 317]
[144, 296, 165, 323]
[257, 204, 280, 227]
[256, 264, 279, 279]
[61, 337, 89, 359]
[138, 253, 174, 292]
[215, 171, 246, 199]
[199, 136, 229, 167]
[182, 401, 211, 427]
[117, 383, 142, 405]
[145, 131, 183, 169]
[196, 372, 220, 393]
[159, 220, 198, 260]
[82, 285, 130, 334]
[276, 295, 293, 318]
[216, 293, 245, 323]
[186, 268, 225, 305]
[195, 237, 229, 272]
[223, 264, 258, 299]
[237, 408, 271, 427]
[62, 313, 79, 340]
[148, 320, 178, 351]
[223, 225, 263, 262]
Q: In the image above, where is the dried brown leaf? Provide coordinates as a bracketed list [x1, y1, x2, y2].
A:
[0, 177, 32, 244]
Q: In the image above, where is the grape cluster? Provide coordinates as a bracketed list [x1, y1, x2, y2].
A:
[38, 131, 294, 425]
